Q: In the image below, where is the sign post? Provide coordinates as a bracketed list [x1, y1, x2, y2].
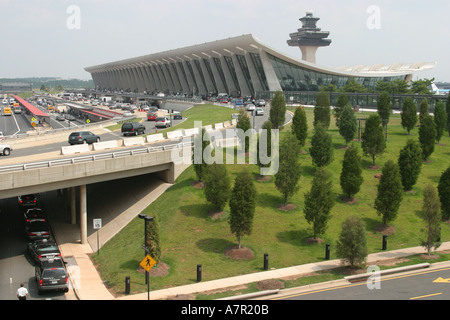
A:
[93, 218, 102, 255]
[139, 254, 157, 300]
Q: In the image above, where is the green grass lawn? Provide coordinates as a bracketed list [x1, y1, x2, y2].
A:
[92, 107, 450, 296]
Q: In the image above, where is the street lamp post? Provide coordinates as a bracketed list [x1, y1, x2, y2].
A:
[138, 213, 154, 300]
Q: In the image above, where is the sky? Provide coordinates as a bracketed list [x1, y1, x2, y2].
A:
[0, 0, 449, 83]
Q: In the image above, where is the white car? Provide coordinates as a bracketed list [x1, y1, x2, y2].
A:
[255, 108, 264, 116]
[0, 132, 4, 140]
[0, 144, 12, 156]
[246, 104, 256, 111]
[155, 117, 171, 128]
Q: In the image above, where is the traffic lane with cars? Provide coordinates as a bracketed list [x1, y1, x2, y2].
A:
[0, 195, 74, 300]
[274, 266, 450, 300]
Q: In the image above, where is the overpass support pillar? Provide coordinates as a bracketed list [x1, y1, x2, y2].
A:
[70, 187, 77, 225]
[80, 185, 88, 245]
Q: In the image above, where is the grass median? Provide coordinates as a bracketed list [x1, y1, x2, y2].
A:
[91, 107, 450, 297]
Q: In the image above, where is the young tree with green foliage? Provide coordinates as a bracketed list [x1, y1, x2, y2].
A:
[291, 106, 308, 150]
[419, 98, 429, 126]
[419, 115, 437, 161]
[336, 216, 368, 268]
[410, 78, 434, 95]
[340, 145, 363, 200]
[192, 128, 210, 182]
[314, 91, 331, 129]
[236, 107, 252, 153]
[229, 170, 257, 249]
[420, 184, 442, 256]
[310, 123, 334, 167]
[269, 90, 286, 129]
[361, 113, 386, 166]
[434, 101, 447, 144]
[203, 163, 231, 212]
[338, 104, 357, 146]
[398, 140, 423, 191]
[257, 120, 273, 172]
[401, 97, 418, 135]
[446, 95, 450, 137]
[377, 91, 392, 127]
[145, 215, 161, 263]
[438, 167, 450, 220]
[341, 78, 367, 93]
[333, 93, 349, 128]
[374, 160, 404, 226]
[304, 168, 334, 239]
[275, 134, 302, 206]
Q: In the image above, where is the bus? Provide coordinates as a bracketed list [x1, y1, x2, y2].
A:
[3, 107, 12, 116]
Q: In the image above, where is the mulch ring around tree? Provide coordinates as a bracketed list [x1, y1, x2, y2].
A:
[339, 196, 359, 205]
[208, 210, 226, 220]
[137, 262, 170, 277]
[224, 246, 255, 260]
[368, 165, 381, 170]
[277, 203, 297, 212]
[306, 237, 325, 245]
[191, 181, 204, 189]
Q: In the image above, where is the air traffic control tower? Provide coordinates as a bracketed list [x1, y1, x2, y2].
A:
[288, 11, 331, 64]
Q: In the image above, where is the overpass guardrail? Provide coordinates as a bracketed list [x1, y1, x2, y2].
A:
[0, 141, 194, 174]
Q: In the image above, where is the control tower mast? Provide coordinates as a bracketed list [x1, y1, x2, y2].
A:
[287, 11, 331, 64]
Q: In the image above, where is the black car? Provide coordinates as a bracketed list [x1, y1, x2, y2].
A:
[173, 113, 182, 120]
[18, 194, 39, 207]
[68, 131, 100, 145]
[27, 239, 61, 263]
[35, 259, 69, 294]
[121, 122, 146, 136]
[25, 220, 51, 241]
[24, 208, 47, 223]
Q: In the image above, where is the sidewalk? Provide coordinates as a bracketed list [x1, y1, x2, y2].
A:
[54, 213, 450, 300]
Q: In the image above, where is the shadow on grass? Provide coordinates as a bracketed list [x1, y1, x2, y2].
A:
[276, 229, 311, 247]
[179, 203, 213, 219]
[196, 238, 235, 254]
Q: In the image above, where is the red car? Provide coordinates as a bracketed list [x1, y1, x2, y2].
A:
[147, 112, 157, 121]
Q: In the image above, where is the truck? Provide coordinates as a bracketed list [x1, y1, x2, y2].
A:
[0, 144, 12, 156]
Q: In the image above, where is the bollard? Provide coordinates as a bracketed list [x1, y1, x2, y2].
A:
[125, 276, 130, 294]
[325, 244, 330, 260]
[382, 235, 387, 251]
[197, 264, 202, 282]
[263, 254, 269, 270]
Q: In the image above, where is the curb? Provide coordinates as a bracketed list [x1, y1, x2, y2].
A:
[217, 290, 280, 300]
[344, 263, 431, 282]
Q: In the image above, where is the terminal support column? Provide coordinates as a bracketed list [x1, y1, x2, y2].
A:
[70, 187, 76, 225]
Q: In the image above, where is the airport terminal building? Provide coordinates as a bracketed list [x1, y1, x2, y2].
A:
[85, 12, 436, 99]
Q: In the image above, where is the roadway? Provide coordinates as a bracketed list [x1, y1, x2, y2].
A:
[271, 264, 450, 300]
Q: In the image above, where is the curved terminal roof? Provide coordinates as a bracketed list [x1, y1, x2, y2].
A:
[85, 34, 436, 79]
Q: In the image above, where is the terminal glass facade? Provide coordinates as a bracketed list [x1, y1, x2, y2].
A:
[267, 53, 407, 92]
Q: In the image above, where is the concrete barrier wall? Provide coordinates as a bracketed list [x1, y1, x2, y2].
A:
[167, 130, 184, 140]
[122, 137, 145, 147]
[61, 144, 91, 155]
[146, 133, 165, 143]
[93, 140, 119, 151]
[183, 128, 199, 137]
[214, 123, 224, 130]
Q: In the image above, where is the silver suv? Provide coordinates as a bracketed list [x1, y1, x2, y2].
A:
[155, 117, 171, 128]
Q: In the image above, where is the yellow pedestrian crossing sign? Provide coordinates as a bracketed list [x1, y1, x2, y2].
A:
[140, 255, 157, 272]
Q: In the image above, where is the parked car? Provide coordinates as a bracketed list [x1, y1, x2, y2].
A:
[68, 131, 100, 145]
[121, 122, 146, 136]
[24, 208, 47, 223]
[25, 220, 51, 241]
[256, 99, 266, 107]
[155, 117, 171, 128]
[55, 114, 65, 121]
[147, 112, 157, 121]
[64, 114, 76, 121]
[35, 259, 69, 294]
[27, 239, 61, 263]
[0, 132, 4, 140]
[0, 144, 12, 156]
[18, 194, 39, 207]
[255, 108, 264, 116]
[246, 104, 256, 111]
[173, 113, 182, 120]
